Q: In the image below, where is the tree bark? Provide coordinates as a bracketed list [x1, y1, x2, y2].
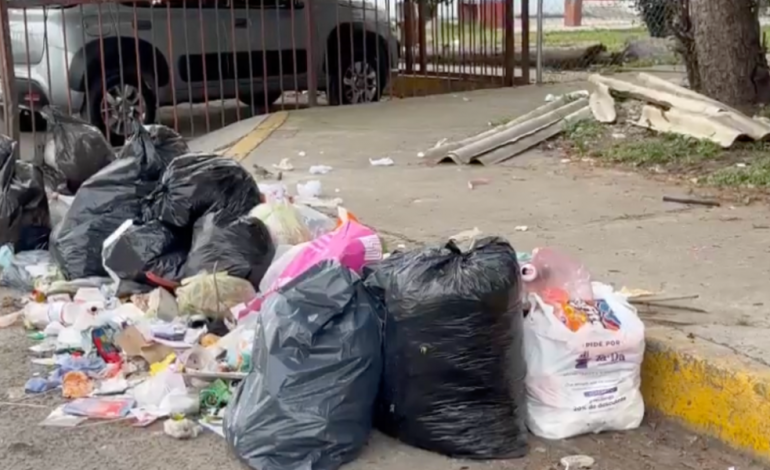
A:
[690, 0, 770, 112]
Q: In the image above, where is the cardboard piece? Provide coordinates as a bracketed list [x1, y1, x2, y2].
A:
[115, 325, 174, 365]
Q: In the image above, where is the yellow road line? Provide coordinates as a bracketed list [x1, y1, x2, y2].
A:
[642, 326, 770, 461]
[223, 111, 289, 162]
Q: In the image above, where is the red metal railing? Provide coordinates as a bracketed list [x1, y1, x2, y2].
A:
[0, 0, 527, 147]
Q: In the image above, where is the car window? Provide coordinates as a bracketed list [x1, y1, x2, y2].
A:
[127, 0, 223, 8]
[228, 0, 303, 9]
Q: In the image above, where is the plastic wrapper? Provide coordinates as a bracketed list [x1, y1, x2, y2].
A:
[50, 125, 180, 280]
[146, 154, 261, 228]
[364, 237, 528, 459]
[0, 249, 58, 292]
[294, 204, 336, 239]
[525, 282, 645, 439]
[0, 135, 52, 251]
[176, 272, 256, 319]
[249, 201, 312, 245]
[42, 107, 115, 192]
[182, 212, 275, 289]
[224, 261, 383, 470]
[102, 219, 188, 283]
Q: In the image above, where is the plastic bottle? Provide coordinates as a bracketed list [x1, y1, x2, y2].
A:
[524, 247, 593, 301]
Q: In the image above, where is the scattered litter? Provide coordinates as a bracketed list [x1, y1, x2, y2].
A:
[449, 227, 483, 247]
[296, 180, 323, 199]
[467, 178, 491, 190]
[309, 165, 333, 174]
[417, 152, 425, 158]
[272, 158, 294, 171]
[164, 418, 202, 439]
[612, 133, 626, 139]
[63, 397, 135, 420]
[176, 272, 256, 319]
[62, 371, 93, 399]
[40, 405, 88, 427]
[561, 455, 595, 469]
[369, 157, 395, 167]
[298, 151, 306, 157]
[514, 225, 529, 232]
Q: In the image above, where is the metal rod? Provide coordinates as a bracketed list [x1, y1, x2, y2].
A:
[536, 0, 544, 84]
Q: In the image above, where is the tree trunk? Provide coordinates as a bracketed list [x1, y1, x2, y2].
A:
[690, 0, 770, 111]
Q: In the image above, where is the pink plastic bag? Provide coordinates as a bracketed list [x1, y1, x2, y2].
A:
[244, 220, 382, 315]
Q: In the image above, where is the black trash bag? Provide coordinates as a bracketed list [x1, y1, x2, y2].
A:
[117, 123, 189, 168]
[42, 107, 115, 193]
[102, 220, 188, 282]
[145, 154, 261, 228]
[0, 135, 51, 251]
[182, 212, 275, 288]
[50, 127, 175, 280]
[224, 260, 383, 470]
[364, 237, 528, 459]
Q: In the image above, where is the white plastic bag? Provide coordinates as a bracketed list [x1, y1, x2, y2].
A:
[249, 202, 312, 246]
[523, 282, 645, 440]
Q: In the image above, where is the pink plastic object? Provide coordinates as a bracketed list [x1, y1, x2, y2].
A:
[525, 247, 593, 301]
[243, 220, 382, 315]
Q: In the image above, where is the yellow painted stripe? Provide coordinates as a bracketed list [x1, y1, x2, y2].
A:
[223, 111, 289, 162]
[642, 326, 770, 461]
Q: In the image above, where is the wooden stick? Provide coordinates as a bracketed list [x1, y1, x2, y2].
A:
[662, 196, 721, 207]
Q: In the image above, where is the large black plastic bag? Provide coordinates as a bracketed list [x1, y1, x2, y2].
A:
[119, 123, 189, 165]
[102, 220, 188, 282]
[364, 237, 528, 459]
[50, 127, 179, 280]
[42, 107, 115, 192]
[224, 261, 383, 470]
[0, 135, 51, 251]
[182, 212, 275, 288]
[145, 154, 261, 228]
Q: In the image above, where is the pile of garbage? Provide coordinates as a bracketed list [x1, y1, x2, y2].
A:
[0, 109, 647, 469]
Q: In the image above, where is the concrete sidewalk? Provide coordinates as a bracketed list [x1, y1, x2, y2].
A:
[241, 76, 770, 461]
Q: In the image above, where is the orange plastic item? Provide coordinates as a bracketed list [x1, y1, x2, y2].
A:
[335, 207, 360, 229]
[62, 371, 93, 399]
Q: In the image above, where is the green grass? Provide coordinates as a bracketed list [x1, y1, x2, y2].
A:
[563, 119, 606, 155]
[427, 23, 652, 52]
[561, 120, 770, 189]
[602, 133, 721, 166]
[706, 157, 770, 188]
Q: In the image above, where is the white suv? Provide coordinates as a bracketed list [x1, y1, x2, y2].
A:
[8, 0, 399, 143]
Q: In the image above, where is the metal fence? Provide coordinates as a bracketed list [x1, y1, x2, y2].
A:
[0, 0, 531, 146]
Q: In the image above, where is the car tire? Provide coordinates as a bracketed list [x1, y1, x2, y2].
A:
[328, 40, 388, 106]
[87, 68, 157, 146]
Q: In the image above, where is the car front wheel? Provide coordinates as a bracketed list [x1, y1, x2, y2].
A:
[329, 41, 388, 106]
[87, 68, 157, 146]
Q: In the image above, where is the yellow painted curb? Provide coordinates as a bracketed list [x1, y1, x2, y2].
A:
[223, 111, 289, 162]
[642, 326, 770, 460]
